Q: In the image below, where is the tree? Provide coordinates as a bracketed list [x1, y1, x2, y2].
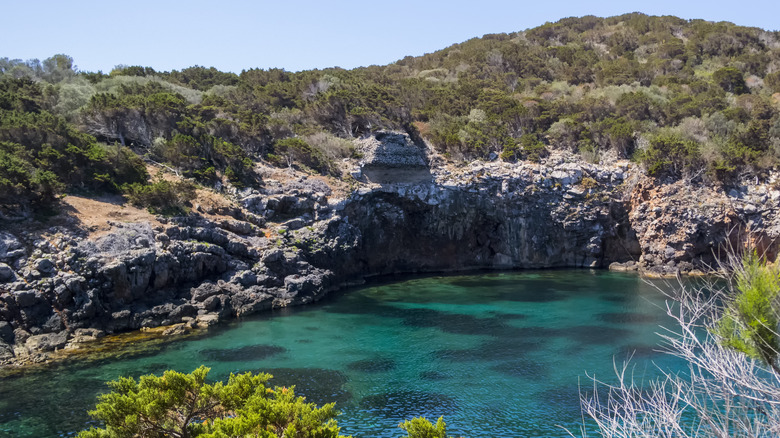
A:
[712, 67, 748, 94]
[77, 366, 350, 438]
[399, 417, 462, 438]
[579, 248, 780, 437]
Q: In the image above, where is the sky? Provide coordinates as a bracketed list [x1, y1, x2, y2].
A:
[2, 0, 780, 74]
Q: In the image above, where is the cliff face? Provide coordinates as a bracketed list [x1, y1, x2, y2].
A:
[1, 132, 779, 367]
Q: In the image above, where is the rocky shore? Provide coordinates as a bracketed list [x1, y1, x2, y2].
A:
[2, 132, 779, 367]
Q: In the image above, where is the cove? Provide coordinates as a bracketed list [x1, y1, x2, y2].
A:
[0, 271, 684, 437]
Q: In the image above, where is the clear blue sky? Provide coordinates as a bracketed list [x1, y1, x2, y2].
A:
[2, 0, 780, 74]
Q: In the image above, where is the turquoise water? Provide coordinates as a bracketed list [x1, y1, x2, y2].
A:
[0, 271, 684, 437]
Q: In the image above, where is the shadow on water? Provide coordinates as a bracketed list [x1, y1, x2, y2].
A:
[598, 312, 660, 324]
[200, 344, 287, 362]
[434, 338, 541, 363]
[566, 326, 633, 345]
[419, 370, 450, 381]
[264, 368, 352, 405]
[359, 390, 458, 420]
[491, 359, 549, 379]
[346, 358, 397, 373]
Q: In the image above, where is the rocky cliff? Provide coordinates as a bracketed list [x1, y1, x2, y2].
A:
[1, 132, 779, 367]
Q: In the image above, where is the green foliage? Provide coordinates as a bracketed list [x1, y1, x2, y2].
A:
[5, 12, 780, 203]
[765, 71, 780, 94]
[0, 77, 147, 206]
[398, 417, 461, 438]
[712, 67, 748, 95]
[77, 366, 350, 438]
[715, 252, 780, 371]
[269, 137, 336, 175]
[639, 132, 701, 177]
[123, 174, 196, 215]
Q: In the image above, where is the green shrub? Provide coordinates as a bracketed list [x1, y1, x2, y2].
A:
[712, 67, 748, 94]
[269, 137, 336, 175]
[77, 366, 349, 438]
[638, 132, 701, 177]
[123, 174, 196, 215]
[399, 417, 462, 438]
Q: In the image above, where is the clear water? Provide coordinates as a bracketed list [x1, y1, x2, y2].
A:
[0, 271, 684, 438]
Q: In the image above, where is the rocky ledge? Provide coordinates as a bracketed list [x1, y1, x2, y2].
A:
[2, 132, 779, 367]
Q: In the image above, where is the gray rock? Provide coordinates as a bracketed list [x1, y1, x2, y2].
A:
[202, 295, 221, 312]
[0, 321, 13, 343]
[0, 263, 15, 282]
[14, 290, 38, 308]
[0, 340, 14, 361]
[35, 258, 55, 274]
[25, 331, 68, 352]
[191, 282, 223, 302]
[0, 232, 23, 260]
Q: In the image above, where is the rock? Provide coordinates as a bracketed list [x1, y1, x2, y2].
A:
[14, 291, 38, 308]
[191, 282, 223, 302]
[195, 313, 220, 327]
[0, 263, 15, 282]
[25, 331, 68, 352]
[162, 323, 188, 336]
[0, 340, 14, 361]
[0, 321, 13, 343]
[0, 232, 23, 261]
[68, 328, 105, 344]
[170, 304, 197, 320]
[202, 295, 221, 312]
[220, 220, 254, 235]
[35, 258, 55, 274]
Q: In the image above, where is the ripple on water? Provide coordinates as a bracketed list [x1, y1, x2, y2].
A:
[346, 357, 397, 373]
[200, 344, 287, 362]
[490, 359, 548, 379]
[566, 325, 633, 345]
[264, 368, 352, 405]
[401, 308, 511, 336]
[616, 344, 661, 359]
[359, 390, 458, 419]
[419, 370, 450, 381]
[598, 312, 660, 324]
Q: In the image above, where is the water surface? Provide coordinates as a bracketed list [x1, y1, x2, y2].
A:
[0, 271, 683, 437]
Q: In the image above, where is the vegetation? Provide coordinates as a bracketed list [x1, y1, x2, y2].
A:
[123, 173, 197, 215]
[78, 366, 460, 438]
[4, 14, 780, 211]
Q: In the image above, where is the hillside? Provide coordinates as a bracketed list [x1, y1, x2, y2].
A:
[2, 13, 780, 215]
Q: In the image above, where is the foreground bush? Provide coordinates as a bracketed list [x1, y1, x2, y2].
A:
[77, 366, 349, 438]
[78, 367, 462, 438]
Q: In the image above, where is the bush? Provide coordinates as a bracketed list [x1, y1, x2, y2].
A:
[123, 174, 196, 215]
[77, 366, 349, 438]
[712, 67, 748, 94]
[399, 417, 462, 438]
[638, 132, 701, 177]
[269, 137, 336, 175]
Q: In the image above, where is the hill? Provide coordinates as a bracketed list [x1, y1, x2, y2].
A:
[2, 13, 780, 214]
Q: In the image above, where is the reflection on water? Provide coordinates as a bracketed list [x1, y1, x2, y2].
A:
[0, 271, 684, 438]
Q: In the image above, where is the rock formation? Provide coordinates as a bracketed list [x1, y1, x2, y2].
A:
[1, 131, 779, 367]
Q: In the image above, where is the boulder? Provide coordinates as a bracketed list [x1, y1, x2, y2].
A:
[0, 321, 13, 343]
[34, 258, 55, 274]
[25, 331, 68, 352]
[0, 263, 15, 282]
[0, 232, 23, 261]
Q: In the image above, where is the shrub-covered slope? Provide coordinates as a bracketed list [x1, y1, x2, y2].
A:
[3, 13, 780, 211]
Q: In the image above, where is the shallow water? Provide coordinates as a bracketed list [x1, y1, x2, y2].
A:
[0, 271, 684, 437]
